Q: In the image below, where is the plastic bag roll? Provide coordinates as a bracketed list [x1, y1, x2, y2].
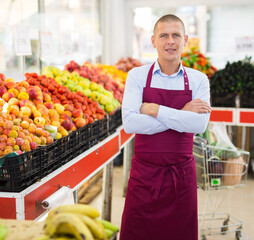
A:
[41, 186, 74, 210]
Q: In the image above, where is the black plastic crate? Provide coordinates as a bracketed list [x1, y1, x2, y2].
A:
[40, 141, 60, 178]
[98, 117, 108, 142]
[88, 121, 100, 148]
[109, 108, 122, 134]
[0, 149, 42, 192]
[75, 125, 90, 154]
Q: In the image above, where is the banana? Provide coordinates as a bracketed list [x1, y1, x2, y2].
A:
[0, 224, 8, 240]
[104, 229, 114, 238]
[97, 219, 119, 233]
[44, 212, 94, 240]
[78, 215, 106, 240]
[48, 204, 100, 219]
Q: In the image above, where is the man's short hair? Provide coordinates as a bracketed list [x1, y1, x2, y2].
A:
[153, 14, 186, 35]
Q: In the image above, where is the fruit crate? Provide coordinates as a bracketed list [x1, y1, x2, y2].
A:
[0, 149, 42, 192]
[98, 117, 108, 142]
[88, 118, 108, 148]
[40, 141, 61, 178]
[75, 125, 90, 154]
[108, 108, 122, 134]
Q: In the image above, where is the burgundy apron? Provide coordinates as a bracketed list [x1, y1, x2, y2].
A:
[120, 63, 198, 240]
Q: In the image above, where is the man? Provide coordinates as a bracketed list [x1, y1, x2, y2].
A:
[120, 14, 211, 240]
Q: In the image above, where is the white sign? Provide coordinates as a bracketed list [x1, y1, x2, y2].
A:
[13, 25, 32, 56]
[40, 32, 54, 57]
[235, 36, 254, 52]
[60, 33, 73, 55]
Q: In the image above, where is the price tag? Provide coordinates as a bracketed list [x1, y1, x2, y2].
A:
[60, 33, 73, 55]
[235, 36, 254, 52]
[13, 25, 32, 56]
[40, 32, 54, 57]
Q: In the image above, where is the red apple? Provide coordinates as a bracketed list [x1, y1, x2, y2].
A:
[72, 109, 83, 118]
[44, 102, 54, 109]
[2, 92, 14, 102]
[27, 87, 38, 100]
[0, 86, 7, 97]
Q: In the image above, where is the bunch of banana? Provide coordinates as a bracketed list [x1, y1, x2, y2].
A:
[0, 220, 8, 240]
[40, 204, 119, 240]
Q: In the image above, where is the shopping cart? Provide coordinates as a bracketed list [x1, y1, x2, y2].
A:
[193, 136, 250, 240]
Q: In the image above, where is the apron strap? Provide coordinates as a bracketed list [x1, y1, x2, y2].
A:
[146, 63, 155, 87]
[146, 63, 190, 91]
[183, 68, 189, 91]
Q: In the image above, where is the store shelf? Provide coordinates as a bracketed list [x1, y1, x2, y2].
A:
[0, 126, 133, 220]
[210, 107, 254, 126]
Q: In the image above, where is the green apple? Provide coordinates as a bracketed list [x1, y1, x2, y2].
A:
[89, 82, 99, 91]
[73, 85, 83, 92]
[55, 76, 66, 85]
[63, 70, 71, 79]
[90, 91, 101, 102]
[71, 71, 80, 79]
[44, 70, 54, 78]
[83, 88, 91, 97]
[105, 102, 115, 113]
[44, 66, 53, 72]
[112, 99, 120, 108]
[99, 94, 112, 106]
[78, 79, 90, 89]
[104, 90, 114, 99]
[96, 85, 104, 94]
[52, 67, 63, 77]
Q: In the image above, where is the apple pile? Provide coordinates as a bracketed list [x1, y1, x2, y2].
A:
[115, 57, 142, 72]
[64, 61, 124, 104]
[0, 74, 56, 157]
[43, 66, 120, 113]
[25, 72, 106, 126]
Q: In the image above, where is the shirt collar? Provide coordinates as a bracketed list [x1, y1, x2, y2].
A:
[153, 60, 184, 77]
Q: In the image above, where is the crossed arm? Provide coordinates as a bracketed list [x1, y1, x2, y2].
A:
[122, 70, 211, 135]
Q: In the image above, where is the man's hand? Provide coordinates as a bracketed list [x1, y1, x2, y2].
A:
[140, 103, 160, 118]
[182, 99, 212, 113]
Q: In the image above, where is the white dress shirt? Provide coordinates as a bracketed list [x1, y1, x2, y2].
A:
[122, 60, 211, 135]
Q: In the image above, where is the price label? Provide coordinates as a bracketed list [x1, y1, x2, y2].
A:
[235, 36, 254, 52]
[13, 25, 32, 56]
[40, 32, 54, 57]
[60, 33, 73, 55]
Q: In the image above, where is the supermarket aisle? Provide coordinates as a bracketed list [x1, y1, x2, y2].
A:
[91, 166, 254, 240]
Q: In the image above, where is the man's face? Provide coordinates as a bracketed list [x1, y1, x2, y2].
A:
[151, 21, 188, 64]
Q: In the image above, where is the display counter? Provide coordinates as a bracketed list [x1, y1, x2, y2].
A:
[0, 126, 134, 221]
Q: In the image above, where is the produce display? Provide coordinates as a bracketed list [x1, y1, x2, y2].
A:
[210, 57, 254, 108]
[43, 66, 120, 113]
[115, 57, 142, 72]
[181, 48, 217, 79]
[64, 61, 124, 104]
[38, 204, 119, 240]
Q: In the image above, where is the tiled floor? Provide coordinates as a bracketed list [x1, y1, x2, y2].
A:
[91, 166, 254, 240]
